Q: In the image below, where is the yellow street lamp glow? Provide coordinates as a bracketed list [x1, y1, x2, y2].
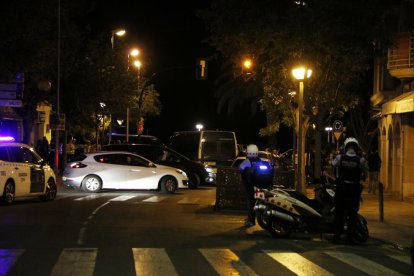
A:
[133, 60, 142, 69]
[292, 67, 312, 80]
[130, 48, 140, 57]
[111, 28, 126, 49]
[114, 29, 126, 37]
[243, 59, 252, 69]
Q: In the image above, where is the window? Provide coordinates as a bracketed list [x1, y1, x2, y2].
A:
[9, 146, 38, 163]
[0, 147, 9, 161]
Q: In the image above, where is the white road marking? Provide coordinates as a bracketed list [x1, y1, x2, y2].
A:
[142, 196, 166, 203]
[50, 248, 97, 276]
[325, 251, 404, 276]
[264, 250, 333, 276]
[132, 248, 178, 276]
[109, 195, 136, 201]
[199, 248, 258, 276]
[74, 194, 103, 201]
[177, 197, 199, 204]
[389, 254, 412, 265]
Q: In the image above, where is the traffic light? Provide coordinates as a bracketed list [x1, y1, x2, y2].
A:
[196, 58, 208, 80]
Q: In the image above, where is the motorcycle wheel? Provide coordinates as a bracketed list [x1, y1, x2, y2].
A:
[256, 211, 269, 230]
[267, 219, 292, 238]
[354, 214, 369, 242]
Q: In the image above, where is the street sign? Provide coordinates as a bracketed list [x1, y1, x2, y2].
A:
[332, 120, 343, 141]
[333, 120, 343, 131]
[0, 99, 22, 107]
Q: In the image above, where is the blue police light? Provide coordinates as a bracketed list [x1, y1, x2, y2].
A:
[259, 164, 269, 170]
[0, 136, 15, 142]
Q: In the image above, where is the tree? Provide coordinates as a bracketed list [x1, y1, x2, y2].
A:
[201, 0, 396, 182]
[0, 0, 90, 143]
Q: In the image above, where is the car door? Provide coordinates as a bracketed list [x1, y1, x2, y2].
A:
[9, 146, 45, 195]
[115, 154, 159, 190]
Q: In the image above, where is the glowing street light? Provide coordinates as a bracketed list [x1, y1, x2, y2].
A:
[133, 60, 142, 71]
[242, 58, 253, 75]
[130, 48, 140, 57]
[111, 28, 126, 49]
[196, 124, 204, 131]
[292, 66, 312, 193]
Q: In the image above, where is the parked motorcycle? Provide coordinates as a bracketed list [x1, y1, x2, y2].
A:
[253, 175, 369, 242]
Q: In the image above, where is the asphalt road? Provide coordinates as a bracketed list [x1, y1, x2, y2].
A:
[0, 187, 411, 275]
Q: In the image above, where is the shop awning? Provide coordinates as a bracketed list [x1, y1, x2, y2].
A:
[382, 91, 414, 115]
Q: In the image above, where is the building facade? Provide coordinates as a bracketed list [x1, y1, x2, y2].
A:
[372, 31, 414, 200]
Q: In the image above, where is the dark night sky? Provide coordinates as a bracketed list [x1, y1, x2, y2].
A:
[91, 1, 288, 150]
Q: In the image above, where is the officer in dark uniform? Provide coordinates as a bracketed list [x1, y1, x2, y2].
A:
[239, 144, 261, 227]
[239, 144, 274, 227]
[332, 137, 367, 244]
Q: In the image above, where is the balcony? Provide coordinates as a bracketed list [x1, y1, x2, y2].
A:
[387, 32, 414, 79]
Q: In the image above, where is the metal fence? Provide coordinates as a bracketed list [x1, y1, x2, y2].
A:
[215, 167, 295, 211]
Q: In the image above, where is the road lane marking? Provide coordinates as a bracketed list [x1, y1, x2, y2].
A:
[199, 248, 257, 276]
[177, 197, 199, 204]
[0, 249, 24, 276]
[389, 254, 411, 265]
[142, 196, 166, 203]
[132, 248, 178, 276]
[264, 250, 333, 276]
[77, 202, 110, 245]
[109, 195, 136, 201]
[50, 248, 97, 276]
[325, 251, 404, 276]
[74, 194, 104, 201]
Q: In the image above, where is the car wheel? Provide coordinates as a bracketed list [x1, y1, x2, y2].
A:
[188, 173, 200, 189]
[1, 181, 15, 205]
[39, 178, 57, 201]
[82, 175, 102, 193]
[160, 176, 177, 194]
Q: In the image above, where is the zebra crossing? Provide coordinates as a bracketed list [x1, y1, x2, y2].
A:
[1, 247, 411, 275]
[62, 193, 216, 205]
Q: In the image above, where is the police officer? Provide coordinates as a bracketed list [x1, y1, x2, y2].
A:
[239, 144, 262, 227]
[332, 137, 367, 244]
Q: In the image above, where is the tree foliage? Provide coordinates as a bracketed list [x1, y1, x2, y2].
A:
[201, 0, 396, 138]
[0, 1, 161, 143]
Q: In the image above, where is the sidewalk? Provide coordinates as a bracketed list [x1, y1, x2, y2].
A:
[359, 191, 414, 251]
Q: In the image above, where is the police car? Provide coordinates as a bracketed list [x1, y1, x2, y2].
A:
[0, 141, 57, 205]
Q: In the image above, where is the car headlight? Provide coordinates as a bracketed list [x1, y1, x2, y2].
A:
[204, 166, 214, 173]
[176, 169, 187, 177]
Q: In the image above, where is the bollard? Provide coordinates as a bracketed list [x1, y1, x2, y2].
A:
[379, 182, 384, 222]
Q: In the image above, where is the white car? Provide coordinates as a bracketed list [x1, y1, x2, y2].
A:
[62, 151, 188, 193]
[0, 142, 57, 205]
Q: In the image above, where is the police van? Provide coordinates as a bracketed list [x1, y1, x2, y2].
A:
[0, 142, 57, 204]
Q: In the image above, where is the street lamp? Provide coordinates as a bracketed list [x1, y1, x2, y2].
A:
[111, 28, 126, 49]
[325, 126, 333, 143]
[242, 58, 253, 75]
[196, 124, 203, 131]
[292, 66, 312, 193]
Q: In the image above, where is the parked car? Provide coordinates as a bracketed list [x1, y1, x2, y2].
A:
[102, 144, 215, 188]
[0, 142, 57, 204]
[62, 151, 188, 193]
[107, 133, 164, 146]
